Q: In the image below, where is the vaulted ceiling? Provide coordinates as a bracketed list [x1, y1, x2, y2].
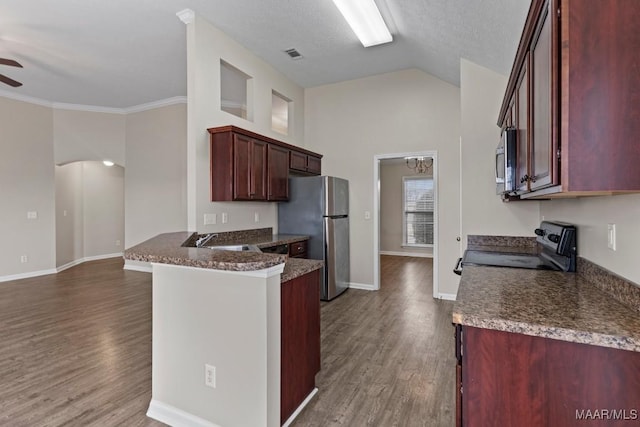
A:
[0, 0, 530, 108]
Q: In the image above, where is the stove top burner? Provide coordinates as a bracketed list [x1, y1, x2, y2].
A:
[453, 221, 577, 276]
[461, 250, 557, 270]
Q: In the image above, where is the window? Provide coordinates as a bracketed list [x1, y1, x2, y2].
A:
[220, 60, 252, 120]
[403, 177, 434, 246]
[271, 90, 291, 135]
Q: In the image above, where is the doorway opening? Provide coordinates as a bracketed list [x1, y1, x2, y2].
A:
[373, 151, 439, 297]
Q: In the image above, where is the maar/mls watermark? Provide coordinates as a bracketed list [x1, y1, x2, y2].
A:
[576, 409, 638, 421]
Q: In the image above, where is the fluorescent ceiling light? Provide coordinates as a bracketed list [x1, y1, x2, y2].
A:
[332, 0, 393, 47]
[103, 160, 114, 167]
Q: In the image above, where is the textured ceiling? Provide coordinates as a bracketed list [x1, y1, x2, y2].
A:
[0, 0, 530, 108]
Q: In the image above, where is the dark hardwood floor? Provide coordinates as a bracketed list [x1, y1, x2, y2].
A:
[0, 258, 162, 427]
[293, 255, 455, 427]
[0, 255, 454, 426]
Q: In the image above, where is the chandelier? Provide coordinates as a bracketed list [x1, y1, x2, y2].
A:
[405, 157, 433, 174]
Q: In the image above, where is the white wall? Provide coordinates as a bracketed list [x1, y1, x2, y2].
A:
[82, 162, 124, 257]
[55, 161, 125, 267]
[55, 162, 84, 267]
[540, 195, 640, 285]
[53, 109, 126, 166]
[124, 103, 187, 247]
[460, 59, 540, 245]
[0, 97, 56, 277]
[305, 69, 461, 295]
[380, 160, 433, 256]
[185, 13, 306, 233]
[150, 264, 282, 427]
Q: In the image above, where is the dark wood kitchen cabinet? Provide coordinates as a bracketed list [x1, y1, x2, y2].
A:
[289, 149, 322, 176]
[281, 269, 321, 425]
[267, 144, 289, 201]
[455, 325, 640, 426]
[209, 126, 323, 202]
[210, 130, 267, 201]
[288, 240, 308, 258]
[498, 0, 640, 199]
[234, 134, 267, 201]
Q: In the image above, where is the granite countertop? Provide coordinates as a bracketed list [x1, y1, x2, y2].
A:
[124, 231, 323, 282]
[454, 239, 640, 352]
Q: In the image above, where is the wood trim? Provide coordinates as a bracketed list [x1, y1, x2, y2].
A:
[497, 0, 546, 126]
[208, 125, 322, 159]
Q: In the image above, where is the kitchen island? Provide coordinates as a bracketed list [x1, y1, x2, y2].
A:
[125, 231, 323, 427]
[453, 240, 640, 427]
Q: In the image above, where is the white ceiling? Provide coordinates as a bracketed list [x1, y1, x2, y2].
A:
[0, 0, 530, 109]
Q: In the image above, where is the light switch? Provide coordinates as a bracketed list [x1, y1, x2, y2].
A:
[364, 211, 371, 220]
[254, 212, 259, 223]
[607, 223, 616, 251]
[204, 213, 217, 225]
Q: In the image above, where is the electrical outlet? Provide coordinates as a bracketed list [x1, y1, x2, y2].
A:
[27, 211, 38, 220]
[607, 224, 617, 251]
[222, 213, 228, 224]
[115, 240, 121, 247]
[254, 212, 259, 223]
[204, 213, 217, 225]
[205, 364, 216, 388]
[20, 255, 28, 263]
[63, 210, 68, 217]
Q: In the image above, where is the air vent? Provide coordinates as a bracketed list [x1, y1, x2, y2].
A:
[284, 48, 303, 60]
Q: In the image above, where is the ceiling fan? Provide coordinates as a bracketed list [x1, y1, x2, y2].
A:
[0, 58, 23, 87]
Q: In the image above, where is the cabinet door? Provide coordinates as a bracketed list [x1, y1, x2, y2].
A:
[250, 140, 267, 200]
[233, 135, 267, 200]
[530, 2, 555, 191]
[307, 155, 322, 175]
[289, 150, 307, 172]
[233, 134, 252, 200]
[516, 60, 530, 193]
[267, 144, 289, 201]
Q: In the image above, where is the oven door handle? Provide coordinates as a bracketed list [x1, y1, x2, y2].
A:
[453, 257, 463, 276]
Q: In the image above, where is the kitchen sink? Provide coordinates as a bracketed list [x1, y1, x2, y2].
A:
[204, 244, 261, 252]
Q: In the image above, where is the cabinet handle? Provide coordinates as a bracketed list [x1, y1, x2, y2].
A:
[520, 175, 530, 184]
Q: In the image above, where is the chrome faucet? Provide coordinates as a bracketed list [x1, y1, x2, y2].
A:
[195, 233, 218, 248]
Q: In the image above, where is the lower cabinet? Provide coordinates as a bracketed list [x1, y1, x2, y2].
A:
[456, 325, 640, 426]
[288, 240, 308, 258]
[281, 269, 321, 424]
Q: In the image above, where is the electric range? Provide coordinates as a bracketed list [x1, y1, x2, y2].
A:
[454, 221, 577, 275]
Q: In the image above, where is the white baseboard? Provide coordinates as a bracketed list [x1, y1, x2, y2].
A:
[283, 387, 318, 427]
[123, 259, 152, 273]
[437, 293, 457, 301]
[379, 251, 433, 258]
[349, 282, 376, 291]
[56, 252, 123, 273]
[147, 399, 221, 427]
[0, 268, 58, 283]
[0, 253, 125, 282]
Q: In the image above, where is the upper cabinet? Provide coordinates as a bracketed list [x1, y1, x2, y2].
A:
[289, 150, 322, 176]
[498, 0, 640, 199]
[208, 126, 322, 202]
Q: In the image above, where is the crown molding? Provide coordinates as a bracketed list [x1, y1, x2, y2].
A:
[176, 9, 195, 24]
[52, 102, 126, 114]
[0, 89, 53, 108]
[0, 91, 186, 115]
[124, 96, 187, 114]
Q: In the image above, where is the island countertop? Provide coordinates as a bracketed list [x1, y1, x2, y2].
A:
[124, 231, 323, 282]
[453, 264, 640, 352]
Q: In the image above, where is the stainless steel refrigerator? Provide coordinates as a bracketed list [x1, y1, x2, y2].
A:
[278, 176, 350, 300]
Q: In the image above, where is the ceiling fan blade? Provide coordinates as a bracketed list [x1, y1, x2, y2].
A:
[0, 73, 23, 87]
[0, 58, 23, 68]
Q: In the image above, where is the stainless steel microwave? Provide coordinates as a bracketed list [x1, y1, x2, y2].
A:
[496, 128, 517, 195]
